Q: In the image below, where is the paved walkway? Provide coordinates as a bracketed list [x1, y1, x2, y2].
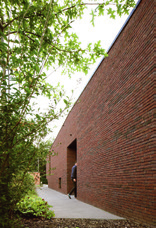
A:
[36, 185, 124, 219]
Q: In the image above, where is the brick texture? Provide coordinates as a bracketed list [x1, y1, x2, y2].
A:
[46, 0, 155, 226]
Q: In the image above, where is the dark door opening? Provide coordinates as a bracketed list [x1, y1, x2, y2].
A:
[67, 139, 77, 194]
[59, 177, 61, 189]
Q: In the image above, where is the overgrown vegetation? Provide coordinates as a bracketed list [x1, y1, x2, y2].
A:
[15, 194, 55, 219]
[0, 0, 136, 227]
[0, 173, 35, 227]
[14, 175, 54, 227]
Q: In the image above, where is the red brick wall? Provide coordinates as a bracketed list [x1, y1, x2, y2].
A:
[47, 0, 155, 226]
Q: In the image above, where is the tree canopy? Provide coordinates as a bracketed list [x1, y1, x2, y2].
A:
[0, 0, 136, 226]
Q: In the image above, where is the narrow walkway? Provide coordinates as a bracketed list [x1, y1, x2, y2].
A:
[36, 185, 124, 219]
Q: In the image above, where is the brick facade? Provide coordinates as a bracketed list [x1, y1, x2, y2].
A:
[46, 0, 155, 226]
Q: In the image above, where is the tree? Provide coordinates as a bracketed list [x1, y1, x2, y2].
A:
[0, 0, 136, 226]
[30, 139, 54, 184]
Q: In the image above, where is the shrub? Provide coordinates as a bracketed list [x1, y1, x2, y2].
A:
[0, 172, 36, 227]
[15, 195, 55, 219]
[10, 172, 36, 203]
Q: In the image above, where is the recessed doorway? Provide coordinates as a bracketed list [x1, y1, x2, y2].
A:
[67, 139, 77, 194]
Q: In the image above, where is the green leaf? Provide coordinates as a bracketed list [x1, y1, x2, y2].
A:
[35, 65, 40, 73]
[107, 8, 116, 19]
[63, 99, 68, 105]
[0, 31, 8, 41]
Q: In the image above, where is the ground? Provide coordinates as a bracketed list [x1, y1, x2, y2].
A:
[19, 217, 153, 228]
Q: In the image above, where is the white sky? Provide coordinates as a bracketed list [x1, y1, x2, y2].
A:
[39, 4, 136, 141]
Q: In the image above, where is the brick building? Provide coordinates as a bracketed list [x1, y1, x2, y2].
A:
[46, 0, 155, 226]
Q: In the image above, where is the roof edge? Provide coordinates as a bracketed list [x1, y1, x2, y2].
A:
[88, 0, 142, 83]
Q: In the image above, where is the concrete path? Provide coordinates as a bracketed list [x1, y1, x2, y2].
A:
[36, 185, 124, 220]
